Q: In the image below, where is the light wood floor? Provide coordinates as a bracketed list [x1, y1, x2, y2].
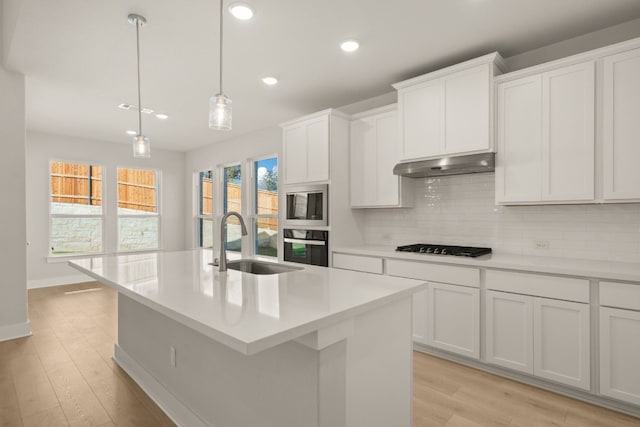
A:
[0, 283, 638, 427]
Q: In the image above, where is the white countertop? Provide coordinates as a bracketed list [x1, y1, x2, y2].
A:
[333, 246, 640, 283]
[69, 250, 426, 355]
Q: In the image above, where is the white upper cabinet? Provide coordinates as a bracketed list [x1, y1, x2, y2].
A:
[603, 47, 640, 201]
[495, 75, 543, 203]
[541, 63, 595, 201]
[394, 53, 506, 161]
[282, 112, 330, 184]
[495, 61, 595, 204]
[350, 105, 412, 208]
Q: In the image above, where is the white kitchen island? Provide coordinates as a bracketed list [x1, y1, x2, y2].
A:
[69, 250, 426, 427]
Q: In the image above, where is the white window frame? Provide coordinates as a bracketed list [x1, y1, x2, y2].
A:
[251, 154, 279, 258]
[116, 166, 161, 253]
[48, 159, 106, 258]
[195, 169, 215, 248]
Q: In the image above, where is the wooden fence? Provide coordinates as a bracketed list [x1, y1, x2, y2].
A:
[50, 162, 102, 206]
[51, 162, 157, 213]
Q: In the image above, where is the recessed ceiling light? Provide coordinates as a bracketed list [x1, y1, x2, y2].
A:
[126, 130, 137, 136]
[262, 77, 278, 86]
[229, 3, 254, 20]
[155, 113, 169, 120]
[117, 103, 154, 114]
[340, 40, 359, 53]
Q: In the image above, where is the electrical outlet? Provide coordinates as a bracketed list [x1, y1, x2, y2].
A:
[534, 240, 550, 250]
[170, 346, 176, 367]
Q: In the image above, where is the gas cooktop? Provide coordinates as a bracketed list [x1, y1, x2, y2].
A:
[395, 244, 492, 258]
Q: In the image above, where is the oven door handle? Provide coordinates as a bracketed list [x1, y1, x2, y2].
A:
[284, 238, 326, 246]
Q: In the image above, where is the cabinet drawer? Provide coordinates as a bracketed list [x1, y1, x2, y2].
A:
[332, 253, 383, 274]
[600, 281, 640, 311]
[386, 259, 479, 287]
[486, 270, 589, 303]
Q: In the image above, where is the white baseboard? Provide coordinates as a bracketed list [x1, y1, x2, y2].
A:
[113, 345, 209, 427]
[27, 274, 93, 289]
[0, 321, 31, 342]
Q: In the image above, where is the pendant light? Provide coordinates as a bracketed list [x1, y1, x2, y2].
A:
[128, 13, 151, 158]
[209, 0, 232, 130]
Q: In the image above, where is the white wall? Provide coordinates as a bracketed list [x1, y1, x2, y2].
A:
[363, 173, 640, 263]
[183, 127, 282, 252]
[505, 17, 640, 71]
[26, 131, 186, 287]
[0, 63, 29, 340]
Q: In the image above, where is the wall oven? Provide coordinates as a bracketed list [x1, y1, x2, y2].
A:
[283, 229, 328, 267]
[284, 184, 328, 227]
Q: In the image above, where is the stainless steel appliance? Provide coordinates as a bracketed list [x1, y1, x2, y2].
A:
[396, 243, 492, 257]
[393, 153, 495, 178]
[283, 229, 328, 266]
[284, 184, 328, 227]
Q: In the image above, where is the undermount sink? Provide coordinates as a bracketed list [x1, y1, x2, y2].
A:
[213, 259, 303, 275]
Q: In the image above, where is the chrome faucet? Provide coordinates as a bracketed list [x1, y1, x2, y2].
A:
[218, 211, 248, 272]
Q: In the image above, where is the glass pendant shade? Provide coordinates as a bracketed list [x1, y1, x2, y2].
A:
[133, 134, 151, 158]
[209, 93, 232, 130]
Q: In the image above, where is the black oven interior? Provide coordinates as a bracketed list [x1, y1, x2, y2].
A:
[283, 229, 328, 267]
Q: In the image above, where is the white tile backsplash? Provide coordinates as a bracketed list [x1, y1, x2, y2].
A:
[362, 173, 640, 263]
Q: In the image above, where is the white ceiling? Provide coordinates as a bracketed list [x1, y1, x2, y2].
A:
[6, 0, 640, 152]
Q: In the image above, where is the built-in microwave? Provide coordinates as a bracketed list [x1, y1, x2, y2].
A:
[284, 184, 328, 227]
[283, 229, 328, 267]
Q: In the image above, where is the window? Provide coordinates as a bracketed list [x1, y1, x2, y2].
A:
[117, 167, 159, 251]
[254, 157, 278, 257]
[197, 170, 214, 248]
[49, 161, 103, 255]
[223, 164, 242, 252]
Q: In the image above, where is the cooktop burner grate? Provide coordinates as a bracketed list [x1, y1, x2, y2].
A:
[395, 244, 492, 257]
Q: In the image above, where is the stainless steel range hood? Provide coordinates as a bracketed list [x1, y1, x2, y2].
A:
[393, 153, 495, 178]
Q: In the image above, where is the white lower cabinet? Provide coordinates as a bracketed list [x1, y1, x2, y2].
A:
[485, 290, 534, 374]
[533, 297, 590, 390]
[599, 307, 640, 405]
[599, 280, 640, 405]
[485, 270, 590, 390]
[426, 282, 480, 359]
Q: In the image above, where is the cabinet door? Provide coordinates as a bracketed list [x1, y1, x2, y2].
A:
[375, 112, 401, 206]
[485, 291, 534, 374]
[412, 289, 428, 345]
[603, 48, 640, 200]
[426, 282, 480, 359]
[533, 298, 590, 390]
[283, 124, 308, 184]
[398, 81, 444, 160]
[541, 62, 595, 202]
[350, 118, 376, 206]
[444, 64, 491, 154]
[599, 307, 640, 405]
[305, 115, 330, 182]
[495, 75, 543, 203]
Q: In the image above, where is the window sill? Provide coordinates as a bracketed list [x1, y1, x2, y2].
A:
[48, 248, 162, 263]
[47, 253, 107, 264]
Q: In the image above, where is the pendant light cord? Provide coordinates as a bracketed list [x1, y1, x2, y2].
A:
[219, 0, 223, 94]
[136, 19, 143, 135]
